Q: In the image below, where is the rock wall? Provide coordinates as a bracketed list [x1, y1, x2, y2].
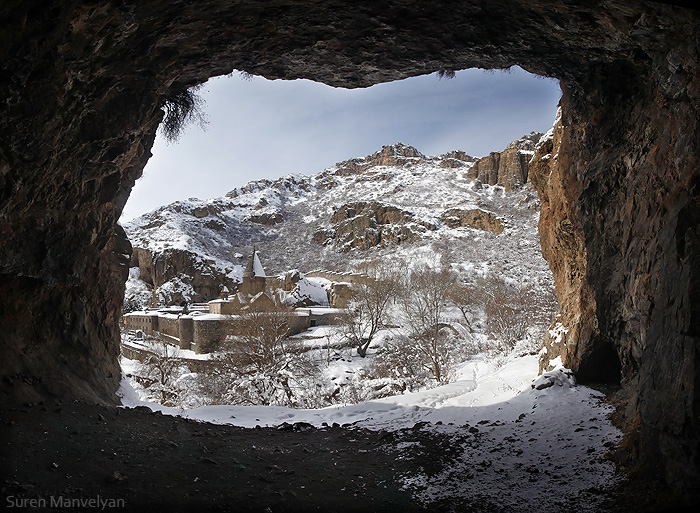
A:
[1, 0, 698, 498]
[131, 247, 238, 304]
[441, 208, 504, 233]
[192, 318, 228, 354]
[314, 201, 435, 250]
[468, 132, 540, 190]
[530, 40, 700, 494]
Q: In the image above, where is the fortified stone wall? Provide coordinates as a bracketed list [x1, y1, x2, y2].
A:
[192, 317, 228, 354]
[178, 317, 194, 347]
[156, 316, 180, 341]
[123, 313, 158, 334]
[287, 313, 312, 337]
[120, 342, 210, 373]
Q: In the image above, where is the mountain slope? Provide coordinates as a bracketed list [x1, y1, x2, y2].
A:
[123, 132, 550, 307]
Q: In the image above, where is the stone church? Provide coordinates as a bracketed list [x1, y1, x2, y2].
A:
[238, 248, 267, 296]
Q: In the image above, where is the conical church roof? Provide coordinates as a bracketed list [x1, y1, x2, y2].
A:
[243, 248, 266, 278]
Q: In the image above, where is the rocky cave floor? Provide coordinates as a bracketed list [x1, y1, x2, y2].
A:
[0, 400, 689, 512]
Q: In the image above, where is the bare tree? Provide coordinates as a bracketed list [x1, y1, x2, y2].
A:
[140, 335, 186, 406]
[399, 265, 459, 383]
[229, 306, 293, 374]
[447, 281, 477, 333]
[478, 275, 556, 353]
[339, 262, 401, 357]
[201, 305, 319, 407]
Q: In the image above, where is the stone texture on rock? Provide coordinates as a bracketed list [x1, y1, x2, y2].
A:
[0, 0, 698, 498]
[130, 247, 238, 304]
[319, 201, 435, 250]
[335, 143, 426, 175]
[441, 208, 504, 233]
[247, 211, 284, 225]
[528, 36, 700, 496]
[467, 132, 540, 190]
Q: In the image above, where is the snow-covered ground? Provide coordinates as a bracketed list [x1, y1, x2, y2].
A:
[118, 351, 621, 511]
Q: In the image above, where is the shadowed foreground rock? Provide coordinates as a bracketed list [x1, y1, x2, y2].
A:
[0, 0, 698, 502]
[2, 401, 686, 513]
[0, 402, 422, 513]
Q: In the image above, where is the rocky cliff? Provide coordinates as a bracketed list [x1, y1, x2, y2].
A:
[468, 132, 540, 190]
[315, 201, 434, 251]
[1, 0, 698, 500]
[130, 247, 240, 305]
[441, 208, 505, 233]
[529, 40, 700, 498]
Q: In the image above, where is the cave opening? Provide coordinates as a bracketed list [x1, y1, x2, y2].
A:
[118, 66, 565, 411]
[2, 0, 698, 505]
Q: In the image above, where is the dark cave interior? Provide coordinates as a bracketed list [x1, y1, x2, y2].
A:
[0, 0, 698, 501]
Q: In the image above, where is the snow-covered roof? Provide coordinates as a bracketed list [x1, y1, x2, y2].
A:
[307, 307, 344, 315]
[192, 313, 230, 321]
[124, 311, 160, 317]
[252, 251, 265, 277]
[243, 250, 266, 278]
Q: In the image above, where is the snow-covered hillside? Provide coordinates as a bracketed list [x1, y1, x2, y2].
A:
[123, 132, 552, 307]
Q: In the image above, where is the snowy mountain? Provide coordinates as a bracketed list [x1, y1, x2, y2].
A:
[123, 132, 550, 307]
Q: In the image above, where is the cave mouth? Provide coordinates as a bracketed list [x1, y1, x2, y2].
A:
[118, 66, 564, 410]
[575, 335, 622, 386]
[2, 0, 698, 501]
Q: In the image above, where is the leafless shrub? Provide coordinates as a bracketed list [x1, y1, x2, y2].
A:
[139, 335, 187, 406]
[368, 334, 435, 390]
[339, 261, 401, 357]
[160, 86, 208, 142]
[477, 275, 557, 356]
[199, 305, 321, 407]
[334, 372, 407, 404]
[447, 282, 477, 333]
[436, 69, 457, 80]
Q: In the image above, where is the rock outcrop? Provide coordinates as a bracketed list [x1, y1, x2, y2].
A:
[1, 0, 698, 499]
[247, 211, 284, 225]
[468, 132, 540, 190]
[315, 201, 435, 250]
[441, 208, 504, 234]
[130, 248, 238, 304]
[439, 150, 476, 169]
[335, 143, 426, 175]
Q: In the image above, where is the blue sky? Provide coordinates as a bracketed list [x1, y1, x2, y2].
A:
[121, 67, 561, 222]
